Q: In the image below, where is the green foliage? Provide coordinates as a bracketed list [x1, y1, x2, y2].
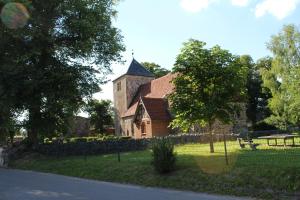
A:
[0, 0, 124, 144]
[252, 121, 276, 131]
[239, 55, 272, 127]
[85, 100, 114, 133]
[0, 107, 19, 145]
[151, 138, 176, 174]
[141, 62, 170, 78]
[261, 24, 300, 129]
[43, 134, 130, 144]
[170, 39, 247, 152]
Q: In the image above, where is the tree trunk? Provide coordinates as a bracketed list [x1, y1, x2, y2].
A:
[9, 131, 14, 146]
[27, 106, 41, 146]
[27, 129, 38, 146]
[209, 122, 215, 153]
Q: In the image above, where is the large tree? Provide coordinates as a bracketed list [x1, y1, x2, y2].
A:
[85, 99, 113, 133]
[239, 55, 272, 128]
[261, 24, 300, 130]
[0, 0, 124, 144]
[141, 62, 170, 78]
[170, 39, 247, 153]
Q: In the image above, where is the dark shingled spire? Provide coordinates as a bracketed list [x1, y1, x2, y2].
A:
[126, 59, 155, 77]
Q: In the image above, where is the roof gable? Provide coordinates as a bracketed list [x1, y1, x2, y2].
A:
[142, 97, 171, 121]
[126, 59, 155, 77]
[132, 97, 171, 121]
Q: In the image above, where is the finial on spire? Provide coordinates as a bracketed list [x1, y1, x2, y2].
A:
[132, 49, 134, 58]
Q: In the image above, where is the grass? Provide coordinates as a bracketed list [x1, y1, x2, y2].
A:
[11, 139, 300, 199]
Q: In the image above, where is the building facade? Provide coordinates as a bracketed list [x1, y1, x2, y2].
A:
[113, 59, 247, 139]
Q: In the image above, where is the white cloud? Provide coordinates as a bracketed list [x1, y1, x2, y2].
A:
[255, 0, 300, 20]
[180, 0, 215, 13]
[231, 0, 249, 7]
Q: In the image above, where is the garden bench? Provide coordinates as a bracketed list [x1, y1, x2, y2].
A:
[237, 138, 259, 150]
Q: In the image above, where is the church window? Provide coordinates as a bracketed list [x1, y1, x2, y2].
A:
[131, 123, 134, 136]
[117, 82, 121, 91]
[141, 122, 146, 134]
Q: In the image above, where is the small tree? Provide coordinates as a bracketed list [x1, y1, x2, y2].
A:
[85, 100, 114, 133]
[170, 39, 247, 153]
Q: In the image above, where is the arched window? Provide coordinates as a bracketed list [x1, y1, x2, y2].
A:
[141, 122, 146, 134]
[131, 123, 134, 136]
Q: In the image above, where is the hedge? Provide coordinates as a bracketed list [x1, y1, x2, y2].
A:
[34, 134, 237, 156]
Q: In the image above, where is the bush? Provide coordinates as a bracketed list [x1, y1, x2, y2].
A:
[252, 121, 277, 131]
[69, 137, 87, 143]
[121, 136, 132, 140]
[151, 138, 176, 174]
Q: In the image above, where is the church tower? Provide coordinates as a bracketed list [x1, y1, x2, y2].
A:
[113, 59, 155, 135]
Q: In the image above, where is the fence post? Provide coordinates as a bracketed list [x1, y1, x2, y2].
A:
[117, 140, 121, 162]
[223, 131, 229, 166]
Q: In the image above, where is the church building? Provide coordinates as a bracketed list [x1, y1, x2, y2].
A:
[113, 59, 175, 138]
[113, 59, 247, 139]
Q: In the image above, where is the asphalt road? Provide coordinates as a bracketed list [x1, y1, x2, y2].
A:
[0, 169, 251, 200]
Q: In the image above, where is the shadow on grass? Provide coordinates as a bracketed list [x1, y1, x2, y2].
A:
[175, 147, 300, 199]
[11, 145, 300, 200]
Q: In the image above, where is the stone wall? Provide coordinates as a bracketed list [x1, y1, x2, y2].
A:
[134, 118, 152, 139]
[113, 77, 128, 135]
[67, 116, 90, 136]
[123, 117, 134, 137]
[34, 134, 237, 157]
[192, 104, 247, 135]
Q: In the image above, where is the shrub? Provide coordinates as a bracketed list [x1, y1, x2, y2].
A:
[121, 136, 132, 140]
[151, 138, 176, 174]
[252, 121, 277, 131]
[44, 138, 51, 144]
[69, 137, 88, 143]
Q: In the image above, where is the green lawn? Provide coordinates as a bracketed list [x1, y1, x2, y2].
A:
[12, 139, 300, 199]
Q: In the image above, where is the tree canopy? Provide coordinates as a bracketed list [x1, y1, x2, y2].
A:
[0, 0, 124, 144]
[85, 99, 114, 133]
[141, 62, 170, 78]
[239, 55, 272, 129]
[170, 39, 247, 153]
[261, 24, 300, 130]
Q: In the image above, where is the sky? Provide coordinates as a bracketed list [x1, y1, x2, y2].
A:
[94, 0, 300, 102]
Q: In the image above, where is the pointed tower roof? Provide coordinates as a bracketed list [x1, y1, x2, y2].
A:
[126, 59, 155, 77]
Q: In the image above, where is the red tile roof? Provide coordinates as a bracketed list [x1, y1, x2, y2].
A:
[122, 73, 176, 118]
[142, 97, 171, 121]
[123, 102, 138, 118]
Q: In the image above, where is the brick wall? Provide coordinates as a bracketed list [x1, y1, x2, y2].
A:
[152, 120, 170, 137]
[134, 119, 152, 139]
